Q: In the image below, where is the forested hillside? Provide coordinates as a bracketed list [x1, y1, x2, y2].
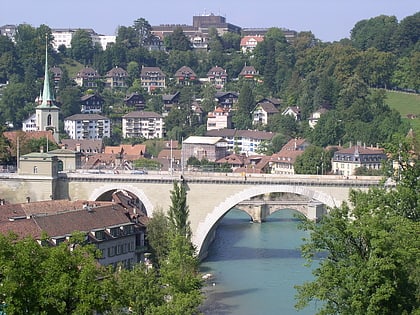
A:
[0, 12, 419, 152]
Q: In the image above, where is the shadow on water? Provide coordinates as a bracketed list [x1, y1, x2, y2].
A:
[205, 246, 303, 262]
[199, 288, 259, 315]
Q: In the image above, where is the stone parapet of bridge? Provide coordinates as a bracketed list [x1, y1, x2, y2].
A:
[0, 171, 388, 259]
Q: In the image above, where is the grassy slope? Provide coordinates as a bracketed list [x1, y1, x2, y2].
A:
[385, 90, 420, 142]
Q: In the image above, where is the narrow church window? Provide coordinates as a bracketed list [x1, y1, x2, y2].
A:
[47, 114, 52, 126]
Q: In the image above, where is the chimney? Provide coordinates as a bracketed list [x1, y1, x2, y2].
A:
[76, 143, 81, 152]
[26, 196, 30, 203]
[0, 199, 5, 205]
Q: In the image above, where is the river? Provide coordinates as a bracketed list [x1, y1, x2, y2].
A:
[199, 208, 319, 315]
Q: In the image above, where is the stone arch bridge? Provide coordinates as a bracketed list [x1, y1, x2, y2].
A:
[0, 172, 385, 259]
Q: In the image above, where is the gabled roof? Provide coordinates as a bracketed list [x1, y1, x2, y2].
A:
[80, 94, 104, 102]
[207, 66, 227, 76]
[254, 102, 279, 114]
[256, 97, 282, 107]
[335, 145, 385, 155]
[60, 139, 103, 153]
[216, 153, 246, 165]
[140, 66, 166, 77]
[104, 144, 146, 156]
[106, 66, 128, 77]
[4, 130, 57, 145]
[174, 66, 197, 78]
[239, 65, 258, 76]
[76, 66, 99, 77]
[240, 35, 264, 46]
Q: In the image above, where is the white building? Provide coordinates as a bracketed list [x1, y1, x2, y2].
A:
[206, 107, 233, 130]
[51, 28, 116, 51]
[122, 111, 165, 139]
[64, 114, 111, 140]
[22, 114, 37, 132]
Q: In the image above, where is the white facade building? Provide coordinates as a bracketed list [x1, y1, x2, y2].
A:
[64, 114, 111, 140]
[51, 28, 116, 51]
[22, 114, 37, 132]
[122, 111, 164, 139]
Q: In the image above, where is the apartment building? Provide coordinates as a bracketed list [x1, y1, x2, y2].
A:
[140, 66, 166, 93]
[122, 111, 165, 139]
[64, 114, 111, 140]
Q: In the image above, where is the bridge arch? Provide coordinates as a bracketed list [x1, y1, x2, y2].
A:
[194, 184, 339, 258]
[89, 183, 154, 216]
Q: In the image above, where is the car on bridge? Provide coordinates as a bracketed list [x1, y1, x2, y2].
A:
[131, 169, 148, 175]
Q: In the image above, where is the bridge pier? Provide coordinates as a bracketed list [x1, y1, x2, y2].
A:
[307, 202, 325, 221]
[236, 204, 270, 223]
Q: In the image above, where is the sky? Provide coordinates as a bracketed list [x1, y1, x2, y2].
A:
[2, 0, 419, 42]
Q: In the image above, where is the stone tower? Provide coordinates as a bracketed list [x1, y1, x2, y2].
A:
[35, 38, 60, 142]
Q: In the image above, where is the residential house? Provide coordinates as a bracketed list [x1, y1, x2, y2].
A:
[182, 136, 228, 166]
[207, 66, 228, 89]
[80, 93, 104, 114]
[64, 114, 111, 140]
[162, 91, 180, 113]
[60, 139, 103, 156]
[240, 35, 264, 53]
[282, 106, 301, 121]
[207, 106, 233, 130]
[239, 65, 259, 80]
[256, 97, 282, 108]
[215, 91, 238, 109]
[174, 66, 197, 85]
[332, 145, 386, 177]
[105, 66, 128, 89]
[157, 148, 182, 171]
[74, 66, 101, 88]
[124, 92, 146, 111]
[215, 153, 246, 171]
[22, 114, 37, 132]
[206, 129, 275, 155]
[233, 155, 271, 174]
[269, 138, 310, 175]
[140, 66, 166, 93]
[0, 196, 147, 268]
[122, 111, 165, 139]
[252, 102, 279, 126]
[84, 144, 146, 171]
[308, 107, 328, 129]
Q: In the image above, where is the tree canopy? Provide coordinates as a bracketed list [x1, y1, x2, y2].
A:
[295, 160, 420, 314]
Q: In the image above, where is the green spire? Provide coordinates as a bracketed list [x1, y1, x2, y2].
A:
[37, 35, 58, 109]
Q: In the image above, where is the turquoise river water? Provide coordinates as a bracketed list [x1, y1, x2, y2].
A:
[199, 208, 320, 315]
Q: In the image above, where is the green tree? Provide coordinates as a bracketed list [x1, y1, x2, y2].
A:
[164, 27, 192, 51]
[146, 208, 170, 268]
[294, 145, 331, 175]
[70, 29, 95, 65]
[168, 181, 191, 238]
[233, 82, 254, 129]
[295, 162, 420, 314]
[350, 15, 399, 52]
[133, 18, 153, 47]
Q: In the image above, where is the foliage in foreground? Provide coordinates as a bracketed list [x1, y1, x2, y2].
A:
[295, 161, 420, 314]
[0, 181, 203, 315]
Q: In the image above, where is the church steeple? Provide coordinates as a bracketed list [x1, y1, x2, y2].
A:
[35, 35, 60, 142]
[37, 36, 58, 109]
